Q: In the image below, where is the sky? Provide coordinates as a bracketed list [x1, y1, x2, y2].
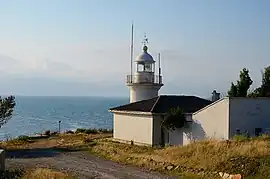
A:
[0, 0, 269, 98]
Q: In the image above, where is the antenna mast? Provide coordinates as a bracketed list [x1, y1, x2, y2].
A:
[158, 53, 161, 84]
[130, 22, 134, 83]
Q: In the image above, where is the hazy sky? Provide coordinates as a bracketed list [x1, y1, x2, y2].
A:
[0, 0, 269, 97]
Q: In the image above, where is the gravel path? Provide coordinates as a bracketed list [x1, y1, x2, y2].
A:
[6, 149, 179, 179]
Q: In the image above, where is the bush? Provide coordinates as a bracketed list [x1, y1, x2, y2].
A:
[17, 135, 30, 141]
[65, 130, 75, 134]
[98, 128, 113, 133]
[75, 128, 112, 134]
[232, 134, 250, 142]
[75, 128, 87, 133]
[44, 130, 51, 136]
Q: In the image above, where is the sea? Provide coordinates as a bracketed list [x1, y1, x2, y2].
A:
[0, 96, 128, 141]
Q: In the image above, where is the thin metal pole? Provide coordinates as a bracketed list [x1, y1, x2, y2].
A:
[130, 22, 134, 83]
[158, 53, 161, 84]
[58, 120, 61, 134]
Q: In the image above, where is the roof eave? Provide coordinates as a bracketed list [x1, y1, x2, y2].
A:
[109, 110, 153, 116]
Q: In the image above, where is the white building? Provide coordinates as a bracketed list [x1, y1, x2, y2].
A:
[109, 32, 270, 146]
[110, 95, 212, 146]
[191, 97, 270, 142]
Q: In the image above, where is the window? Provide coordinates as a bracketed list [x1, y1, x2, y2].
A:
[144, 64, 152, 72]
[137, 64, 144, 72]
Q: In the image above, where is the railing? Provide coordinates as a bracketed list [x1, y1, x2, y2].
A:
[126, 75, 163, 85]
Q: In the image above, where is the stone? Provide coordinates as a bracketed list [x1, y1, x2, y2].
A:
[219, 172, 230, 179]
[0, 149, 5, 170]
[219, 172, 242, 179]
[166, 165, 174, 170]
[231, 174, 242, 179]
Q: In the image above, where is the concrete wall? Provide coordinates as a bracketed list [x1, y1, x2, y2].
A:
[152, 115, 163, 145]
[192, 98, 230, 141]
[164, 114, 193, 146]
[128, 85, 162, 103]
[229, 98, 270, 137]
[113, 113, 153, 145]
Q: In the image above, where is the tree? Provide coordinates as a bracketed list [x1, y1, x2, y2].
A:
[228, 83, 238, 97]
[0, 96, 16, 127]
[248, 66, 270, 97]
[262, 66, 270, 86]
[161, 107, 187, 131]
[227, 68, 253, 97]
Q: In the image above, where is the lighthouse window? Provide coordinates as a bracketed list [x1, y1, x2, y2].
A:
[144, 64, 152, 72]
[137, 64, 144, 72]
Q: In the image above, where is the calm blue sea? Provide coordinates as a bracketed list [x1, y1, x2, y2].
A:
[0, 96, 128, 140]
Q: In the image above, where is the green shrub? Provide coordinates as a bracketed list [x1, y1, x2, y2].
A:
[75, 128, 112, 134]
[232, 134, 250, 142]
[17, 135, 30, 141]
[44, 130, 51, 136]
[75, 128, 87, 133]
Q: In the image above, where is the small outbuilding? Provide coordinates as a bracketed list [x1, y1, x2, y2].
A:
[109, 95, 211, 146]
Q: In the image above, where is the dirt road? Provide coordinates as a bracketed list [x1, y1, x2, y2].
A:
[6, 148, 179, 179]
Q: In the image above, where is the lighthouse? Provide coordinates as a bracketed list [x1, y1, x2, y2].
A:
[126, 33, 163, 103]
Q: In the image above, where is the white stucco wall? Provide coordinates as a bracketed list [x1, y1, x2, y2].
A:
[113, 113, 153, 145]
[152, 115, 163, 146]
[192, 98, 230, 141]
[229, 98, 270, 137]
[128, 85, 162, 103]
[153, 114, 193, 146]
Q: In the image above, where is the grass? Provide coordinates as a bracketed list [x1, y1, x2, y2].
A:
[0, 168, 71, 179]
[6, 130, 270, 178]
[22, 168, 72, 179]
[0, 130, 112, 150]
[87, 135, 270, 179]
[0, 129, 112, 179]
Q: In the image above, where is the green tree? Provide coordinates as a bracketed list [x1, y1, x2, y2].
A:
[262, 66, 270, 86]
[0, 96, 16, 127]
[228, 68, 253, 97]
[161, 107, 186, 131]
[248, 66, 270, 97]
[228, 82, 238, 97]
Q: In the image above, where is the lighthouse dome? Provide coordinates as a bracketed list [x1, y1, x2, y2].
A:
[135, 45, 155, 64]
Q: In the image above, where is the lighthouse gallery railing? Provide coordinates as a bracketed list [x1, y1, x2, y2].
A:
[126, 75, 162, 84]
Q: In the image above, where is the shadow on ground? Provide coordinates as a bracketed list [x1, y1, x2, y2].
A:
[6, 147, 83, 159]
[0, 169, 23, 179]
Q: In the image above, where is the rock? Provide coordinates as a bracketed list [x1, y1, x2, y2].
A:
[166, 165, 174, 170]
[219, 172, 230, 178]
[219, 172, 242, 179]
[174, 165, 180, 170]
[231, 174, 242, 179]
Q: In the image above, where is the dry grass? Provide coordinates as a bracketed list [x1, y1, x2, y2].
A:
[22, 168, 72, 179]
[0, 133, 112, 150]
[89, 136, 270, 179]
[0, 168, 72, 179]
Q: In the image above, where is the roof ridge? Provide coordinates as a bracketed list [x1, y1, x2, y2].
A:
[150, 95, 161, 112]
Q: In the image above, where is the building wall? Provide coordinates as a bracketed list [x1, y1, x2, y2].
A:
[113, 113, 153, 145]
[153, 114, 193, 146]
[192, 98, 230, 141]
[152, 115, 163, 145]
[128, 85, 161, 103]
[229, 98, 270, 137]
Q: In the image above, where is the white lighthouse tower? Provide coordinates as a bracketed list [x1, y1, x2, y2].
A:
[126, 33, 163, 103]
